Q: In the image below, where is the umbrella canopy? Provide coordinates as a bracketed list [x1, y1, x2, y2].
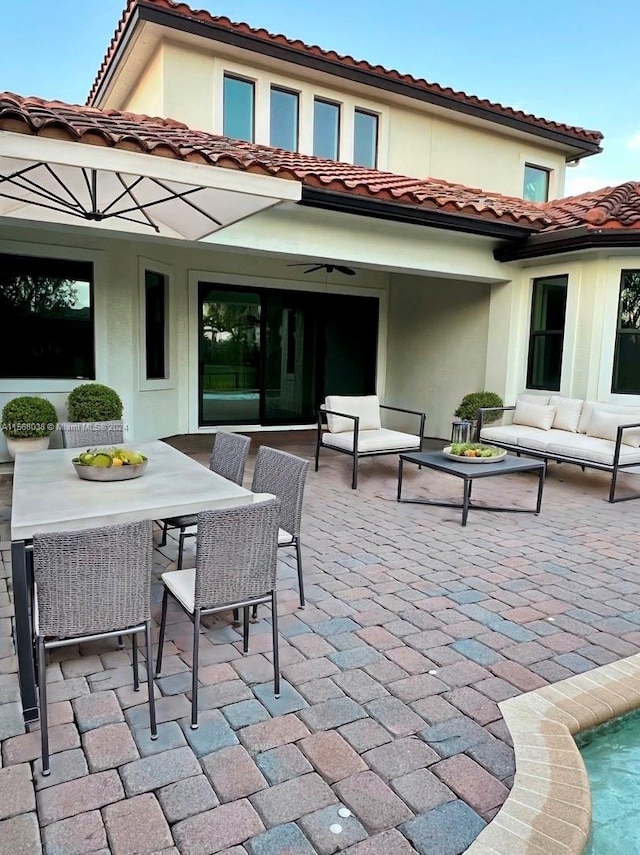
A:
[0, 133, 301, 241]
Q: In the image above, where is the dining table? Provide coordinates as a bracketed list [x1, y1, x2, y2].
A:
[11, 439, 260, 723]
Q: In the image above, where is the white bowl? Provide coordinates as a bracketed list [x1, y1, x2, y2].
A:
[442, 445, 507, 464]
[73, 459, 148, 481]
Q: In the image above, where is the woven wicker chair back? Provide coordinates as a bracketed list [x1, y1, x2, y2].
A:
[251, 446, 308, 538]
[194, 499, 280, 608]
[60, 422, 124, 449]
[209, 431, 251, 485]
[32, 520, 153, 636]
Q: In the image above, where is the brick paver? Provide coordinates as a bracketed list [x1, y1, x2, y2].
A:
[3, 433, 640, 853]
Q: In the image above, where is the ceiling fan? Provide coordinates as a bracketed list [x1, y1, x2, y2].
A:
[288, 262, 356, 276]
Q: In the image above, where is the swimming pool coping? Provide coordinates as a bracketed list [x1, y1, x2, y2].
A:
[465, 652, 640, 854]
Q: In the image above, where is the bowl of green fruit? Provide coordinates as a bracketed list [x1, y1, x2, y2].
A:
[442, 442, 507, 464]
[72, 447, 148, 481]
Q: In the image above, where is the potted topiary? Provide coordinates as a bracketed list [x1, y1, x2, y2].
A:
[2, 395, 59, 459]
[61, 383, 124, 448]
[454, 391, 504, 440]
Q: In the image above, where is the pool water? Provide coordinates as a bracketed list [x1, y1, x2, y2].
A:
[577, 709, 640, 854]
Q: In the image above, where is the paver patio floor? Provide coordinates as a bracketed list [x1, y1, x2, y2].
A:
[2, 430, 640, 854]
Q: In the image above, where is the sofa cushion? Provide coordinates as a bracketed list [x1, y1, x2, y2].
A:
[548, 435, 640, 466]
[325, 395, 382, 434]
[513, 400, 556, 431]
[586, 410, 640, 448]
[518, 393, 550, 405]
[323, 428, 420, 453]
[548, 396, 584, 432]
[480, 425, 545, 446]
[578, 401, 640, 434]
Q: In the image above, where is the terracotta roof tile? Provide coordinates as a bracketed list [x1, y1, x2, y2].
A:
[87, 0, 602, 150]
[543, 183, 640, 231]
[0, 92, 553, 229]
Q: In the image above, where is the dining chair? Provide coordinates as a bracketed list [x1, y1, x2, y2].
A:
[60, 421, 125, 448]
[158, 431, 251, 567]
[32, 519, 157, 775]
[250, 446, 309, 611]
[155, 498, 281, 729]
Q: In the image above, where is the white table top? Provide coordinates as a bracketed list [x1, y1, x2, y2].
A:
[11, 440, 256, 540]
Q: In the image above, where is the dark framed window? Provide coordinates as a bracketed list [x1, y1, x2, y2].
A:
[526, 275, 568, 391]
[223, 75, 254, 142]
[313, 98, 340, 160]
[0, 253, 94, 379]
[612, 270, 640, 394]
[523, 164, 550, 202]
[354, 109, 378, 167]
[270, 87, 298, 151]
[145, 270, 168, 380]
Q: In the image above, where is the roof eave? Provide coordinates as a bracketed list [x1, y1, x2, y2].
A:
[89, 2, 602, 160]
[494, 227, 640, 261]
[301, 187, 540, 240]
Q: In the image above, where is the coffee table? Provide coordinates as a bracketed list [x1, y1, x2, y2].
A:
[397, 450, 546, 526]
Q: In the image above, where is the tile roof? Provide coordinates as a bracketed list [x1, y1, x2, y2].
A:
[0, 92, 552, 230]
[542, 182, 640, 232]
[87, 0, 602, 152]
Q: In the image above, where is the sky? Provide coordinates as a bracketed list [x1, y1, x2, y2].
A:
[2, 0, 639, 196]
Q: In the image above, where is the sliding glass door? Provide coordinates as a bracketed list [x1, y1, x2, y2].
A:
[199, 283, 378, 426]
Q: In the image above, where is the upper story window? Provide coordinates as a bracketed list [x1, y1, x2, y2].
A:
[223, 75, 254, 142]
[354, 109, 378, 168]
[612, 270, 640, 394]
[523, 164, 550, 202]
[526, 275, 567, 391]
[0, 253, 94, 379]
[270, 87, 299, 151]
[313, 98, 340, 160]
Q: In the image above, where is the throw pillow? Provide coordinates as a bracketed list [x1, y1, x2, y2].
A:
[586, 410, 640, 448]
[549, 396, 584, 433]
[325, 395, 382, 434]
[513, 400, 556, 431]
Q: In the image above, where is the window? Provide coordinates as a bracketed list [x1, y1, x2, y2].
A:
[523, 164, 550, 202]
[145, 270, 168, 380]
[223, 75, 254, 142]
[354, 109, 378, 167]
[313, 99, 340, 160]
[612, 270, 640, 394]
[526, 275, 567, 391]
[0, 253, 94, 379]
[270, 87, 298, 151]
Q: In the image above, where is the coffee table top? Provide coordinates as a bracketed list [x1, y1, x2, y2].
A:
[400, 450, 545, 479]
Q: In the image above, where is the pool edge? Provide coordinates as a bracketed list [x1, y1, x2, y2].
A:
[465, 652, 640, 854]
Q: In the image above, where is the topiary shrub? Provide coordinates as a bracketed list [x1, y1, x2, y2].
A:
[67, 383, 123, 422]
[454, 391, 504, 424]
[2, 396, 58, 438]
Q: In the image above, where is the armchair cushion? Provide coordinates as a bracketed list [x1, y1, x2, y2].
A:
[325, 395, 382, 433]
[323, 428, 420, 453]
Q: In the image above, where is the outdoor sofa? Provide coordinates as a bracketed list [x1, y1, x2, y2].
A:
[478, 394, 640, 503]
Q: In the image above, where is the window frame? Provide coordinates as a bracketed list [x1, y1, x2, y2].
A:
[269, 85, 299, 152]
[313, 97, 341, 160]
[611, 269, 640, 395]
[523, 163, 551, 202]
[138, 258, 174, 392]
[526, 274, 568, 392]
[353, 108, 379, 168]
[223, 73, 255, 142]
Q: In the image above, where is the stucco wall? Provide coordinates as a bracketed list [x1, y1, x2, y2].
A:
[385, 273, 492, 440]
[119, 39, 568, 199]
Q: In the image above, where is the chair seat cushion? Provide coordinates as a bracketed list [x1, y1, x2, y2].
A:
[162, 568, 196, 613]
[164, 515, 197, 529]
[323, 428, 420, 453]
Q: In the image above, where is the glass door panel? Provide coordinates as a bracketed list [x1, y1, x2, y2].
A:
[263, 292, 316, 423]
[199, 287, 261, 425]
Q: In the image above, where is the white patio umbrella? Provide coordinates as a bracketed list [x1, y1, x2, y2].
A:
[0, 132, 301, 240]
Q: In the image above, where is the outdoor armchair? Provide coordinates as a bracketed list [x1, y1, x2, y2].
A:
[315, 394, 426, 488]
[60, 421, 124, 448]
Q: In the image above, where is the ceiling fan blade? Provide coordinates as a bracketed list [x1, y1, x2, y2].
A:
[304, 265, 324, 274]
[335, 265, 356, 275]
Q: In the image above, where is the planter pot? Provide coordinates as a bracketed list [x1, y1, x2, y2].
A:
[5, 435, 51, 459]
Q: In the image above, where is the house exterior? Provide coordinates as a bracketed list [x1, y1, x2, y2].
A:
[1, 0, 639, 462]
